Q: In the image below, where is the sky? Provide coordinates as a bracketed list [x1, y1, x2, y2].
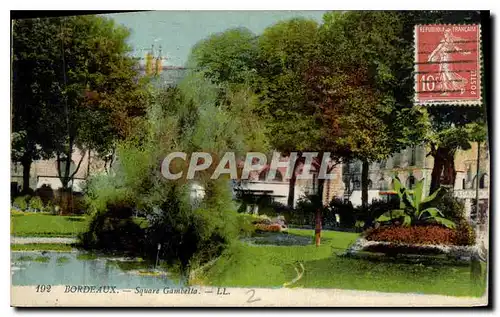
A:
[104, 11, 328, 66]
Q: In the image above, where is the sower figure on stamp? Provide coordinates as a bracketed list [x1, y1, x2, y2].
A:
[428, 28, 471, 96]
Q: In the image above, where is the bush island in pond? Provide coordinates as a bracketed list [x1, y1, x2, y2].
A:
[81, 143, 247, 271]
[79, 80, 261, 272]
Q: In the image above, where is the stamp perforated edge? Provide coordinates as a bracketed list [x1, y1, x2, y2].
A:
[413, 23, 483, 107]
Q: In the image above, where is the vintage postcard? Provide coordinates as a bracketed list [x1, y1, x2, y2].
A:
[10, 10, 490, 307]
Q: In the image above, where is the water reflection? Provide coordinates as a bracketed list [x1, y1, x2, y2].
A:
[11, 252, 185, 288]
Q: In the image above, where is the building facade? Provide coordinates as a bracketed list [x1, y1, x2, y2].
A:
[343, 142, 490, 225]
[11, 149, 106, 196]
[233, 155, 344, 210]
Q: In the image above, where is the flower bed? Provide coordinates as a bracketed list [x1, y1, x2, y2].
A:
[365, 224, 475, 246]
[345, 223, 480, 263]
[345, 236, 480, 262]
[254, 223, 283, 232]
[251, 215, 288, 233]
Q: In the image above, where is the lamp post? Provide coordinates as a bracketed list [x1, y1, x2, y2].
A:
[155, 243, 161, 270]
[474, 141, 480, 227]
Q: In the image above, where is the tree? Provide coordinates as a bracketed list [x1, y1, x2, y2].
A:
[317, 10, 486, 198]
[55, 15, 148, 193]
[188, 19, 329, 208]
[188, 27, 258, 87]
[12, 16, 149, 213]
[187, 29, 268, 155]
[254, 18, 327, 208]
[12, 16, 148, 195]
[312, 11, 430, 208]
[12, 18, 65, 194]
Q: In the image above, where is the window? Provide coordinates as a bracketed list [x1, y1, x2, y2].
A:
[480, 174, 488, 189]
[462, 178, 466, 189]
[471, 176, 477, 189]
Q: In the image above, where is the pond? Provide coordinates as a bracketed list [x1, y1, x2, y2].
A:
[11, 251, 186, 288]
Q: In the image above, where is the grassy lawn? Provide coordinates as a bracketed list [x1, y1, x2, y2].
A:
[11, 213, 90, 237]
[11, 212, 149, 237]
[198, 229, 487, 297]
[11, 243, 74, 252]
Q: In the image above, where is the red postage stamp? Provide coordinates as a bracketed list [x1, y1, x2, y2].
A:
[414, 24, 481, 105]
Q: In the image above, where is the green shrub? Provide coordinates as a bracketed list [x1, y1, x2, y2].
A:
[377, 177, 455, 229]
[29, 196, 44, 212]
[43, 201, 54, 213]
[78, 204, 145, 254]
[79, 170, 140, 250]
[257, 205, 279, 218]
[144, 181, 241, 271]
[13, 195, 30, 211]
[82, 173, 130, 215]
[362, 199, 399, 223]
[235, 192, 287, 219]
[454, 221, 476, 246]
[435, 192, 466, 223]
[329, 198, 356, 228]
[236, 213, 257, 237]
[282, 194, 322, 227]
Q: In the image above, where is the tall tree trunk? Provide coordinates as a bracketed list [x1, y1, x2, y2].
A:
[58, 143, 85, 215]
[59, 148, 72, 215]
[87, 148, 91, 177]
[430, 147, 456, 194]
[361, 159, 369, 208]
[21, 156, 32, 195]
[287, 152, 302, 208]
[430, 156, 443, 195]
[315, 178, 325, 247]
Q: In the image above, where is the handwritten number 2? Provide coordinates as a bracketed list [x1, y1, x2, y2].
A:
[246, 289, 261, 303]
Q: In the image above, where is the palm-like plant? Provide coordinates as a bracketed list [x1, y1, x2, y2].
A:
[377, 177, 456, 229]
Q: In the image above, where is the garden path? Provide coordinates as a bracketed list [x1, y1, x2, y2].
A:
[10, 236, 77, 244]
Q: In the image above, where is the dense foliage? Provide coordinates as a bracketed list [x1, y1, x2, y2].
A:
[81, 70, 264, 271]
[377, 177, 455, 228]
[12, 16, 149, 197]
